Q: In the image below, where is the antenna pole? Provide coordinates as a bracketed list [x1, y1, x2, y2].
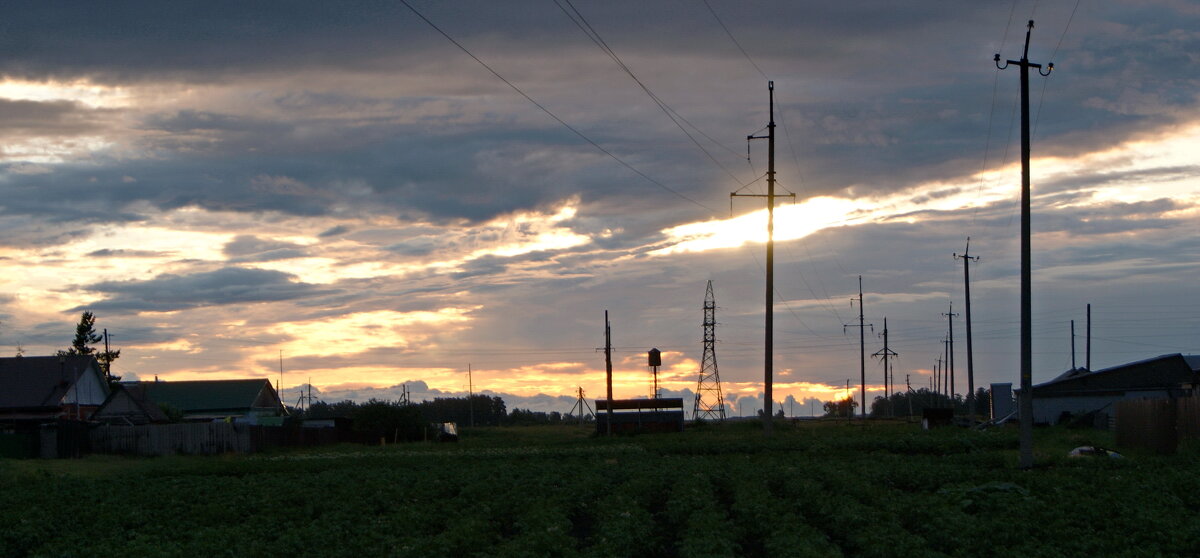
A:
[996, 20, 1053, 469]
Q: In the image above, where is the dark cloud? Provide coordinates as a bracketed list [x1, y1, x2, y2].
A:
[87, 248, 169, 258]
[75, 267, 333, 313]
[318, 225, 351, 238]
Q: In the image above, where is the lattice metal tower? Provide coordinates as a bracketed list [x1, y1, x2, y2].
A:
[693, 280, 726, 421]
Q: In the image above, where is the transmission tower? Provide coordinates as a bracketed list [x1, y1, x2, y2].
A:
[693, 280, 726, 421]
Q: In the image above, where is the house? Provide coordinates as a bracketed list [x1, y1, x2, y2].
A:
[91, 383, 171, 425]
[0, 355, 110, 423]
[1029, 353, 1200, 425]
[124, 378, 285, 423]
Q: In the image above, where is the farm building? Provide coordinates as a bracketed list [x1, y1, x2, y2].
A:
[0, 355, 110, 423]
[1029, 353, 1200, 425]
[94, 378, 285, 424]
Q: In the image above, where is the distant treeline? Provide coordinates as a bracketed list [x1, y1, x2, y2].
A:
[294, 395, 590, 430]
[823, 388, 1003, 419]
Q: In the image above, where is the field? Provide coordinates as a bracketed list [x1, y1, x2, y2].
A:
[2, 420, 1198, 557]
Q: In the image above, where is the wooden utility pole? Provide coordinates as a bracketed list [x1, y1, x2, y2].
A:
[604, 311, 613, 436]
[733, 81, 793, 435]
[468, 364, 474, 428]
[955, 239, 980, 415]
[996, 20, 1053, 469]
[845, 276, 873, 418]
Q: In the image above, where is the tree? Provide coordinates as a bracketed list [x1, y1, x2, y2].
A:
[63, 311, 121, 384]
[823, 397, 858, 417]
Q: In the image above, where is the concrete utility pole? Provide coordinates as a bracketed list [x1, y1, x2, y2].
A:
[845, 276, 874, 418]
[733, 81, 794, 435]
[955, 238, 980, 416]
[943, 303, 959, 406]
[872, 317, 898, 417]
[996, 20, 1054, 469]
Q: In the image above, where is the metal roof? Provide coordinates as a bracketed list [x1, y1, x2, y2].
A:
[138, 379, 280, 414]
[1032, 354, 1197, 397]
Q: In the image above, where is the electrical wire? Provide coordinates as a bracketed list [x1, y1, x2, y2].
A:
[398, 0, 715, 213]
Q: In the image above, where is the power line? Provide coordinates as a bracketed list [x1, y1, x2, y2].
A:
[552, 0, 748, 185]
[398, 0, 714, 213]
[701, 0, 768, 80]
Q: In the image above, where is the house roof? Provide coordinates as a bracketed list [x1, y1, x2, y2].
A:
[0, 355, 105, 410]
[138, 379, 280, 414]
[1032, 353, 1198, 397]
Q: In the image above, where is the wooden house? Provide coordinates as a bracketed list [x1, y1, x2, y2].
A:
[0, 355, 110, 423]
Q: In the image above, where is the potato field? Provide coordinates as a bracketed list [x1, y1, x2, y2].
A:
[2, 421, 1198, 557]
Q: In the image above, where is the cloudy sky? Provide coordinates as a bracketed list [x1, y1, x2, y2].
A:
[1, 0, 1197, 415]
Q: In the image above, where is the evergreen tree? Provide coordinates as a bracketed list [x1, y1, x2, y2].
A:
[63, 311, 121, 384]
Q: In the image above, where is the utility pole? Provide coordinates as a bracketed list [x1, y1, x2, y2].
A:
[604, 311, 613, 436]
[996, 20, 1054, 469]
[906, 374, 914, 418]
[955, 238, 980, 416]
[734, 81, 793, 435]
[468, 364, 475, 428]
[872, 317, 898, 418]
[1070, 320, 1077, 370]
[935, 355, 944, 400]
[943, 303, 959, 407]
[1086, 303, 1092, 371]
[278, 350, 284, 409]
[102, 328, 112, 381]
[844, 276, 873, 418]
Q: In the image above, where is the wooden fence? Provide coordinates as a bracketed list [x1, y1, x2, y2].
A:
[1115, 393, 1200, 454]
[90, 422, 254, 456]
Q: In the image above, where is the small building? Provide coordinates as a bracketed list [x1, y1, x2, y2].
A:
[0, 355, 110, 423]
[594, 397, 685, 434]
[97, 378, 286, 423]
[1029, 353, 1200, 425]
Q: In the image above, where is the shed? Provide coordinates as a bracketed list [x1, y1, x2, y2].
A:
[1028, 353, 1199, 425]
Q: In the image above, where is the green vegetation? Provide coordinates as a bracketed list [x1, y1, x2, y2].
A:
[2, 421, 1198, 557]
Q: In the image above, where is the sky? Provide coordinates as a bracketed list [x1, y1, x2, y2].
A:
[1, 0, 1197, 416]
